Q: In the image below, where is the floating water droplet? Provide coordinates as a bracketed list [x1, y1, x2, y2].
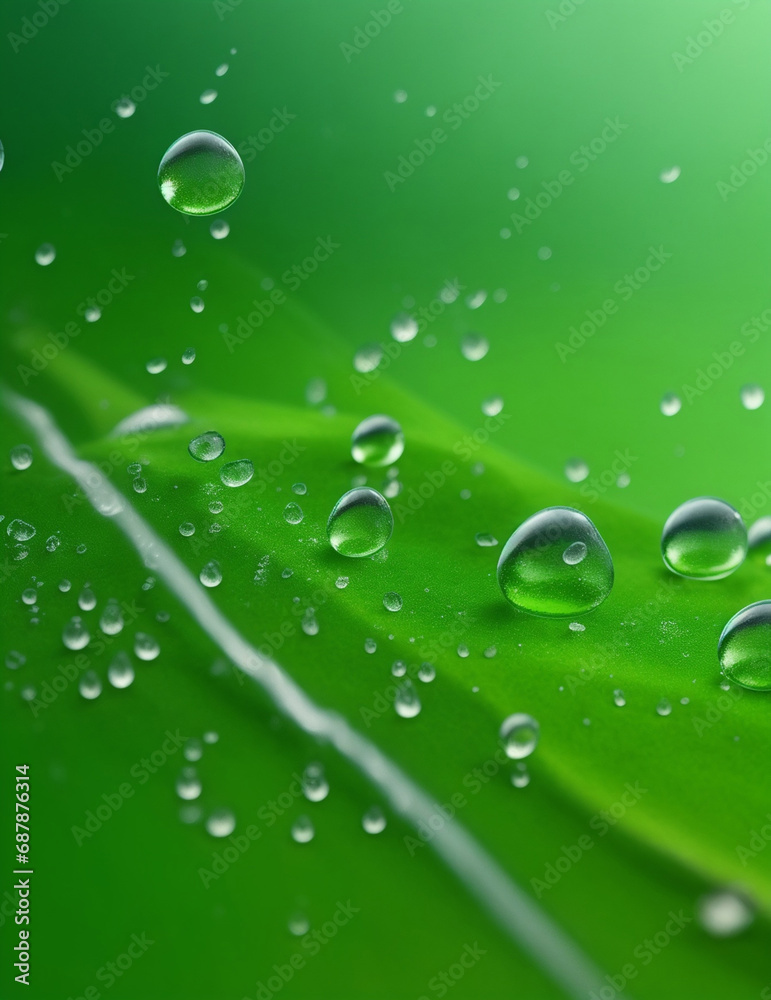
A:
[7, 519, 35, 542]
[364, 638, 377, 654]
[10, 445, 33, 471]
[284, 502, 304, 524]
[390, 313, 418, 343]
[748, 516, 771, 551]
[698, 890, 754, 937]
[394, 89, 408, 103]
[188, 431, 225, 462]
[659, 165, 680, 183]
[718, 601, 771, 691]
[179, 522, 195, 536]
[661, 497, 747, 580]
[220, 459, 253, 487]
[291, 815, 315, 843]
[199, 561, 222, 588]
[134, 632, 160, 661]
[335, 576, 349, 589]
[511, 764, 531, 788]
[740, 383, 765, 410]
[656, 698, 672, 717]
[182, 346, 196, 365]
[564, 458, 589, 483]
[383, 592, 402, 612]
[176, 767, 202, 800]
[145, 357, 167, 374]
[613, 688, 626, 707]
[99, 601, 124, 635]
[327, 488, 393, 557]
[215, 62, 229, 77]
[190, 296, 205, 314]
[63, 616, 90, 650]
[206, 809, 236, 837]
[394, 680, 421, 718]
[481, 397, 503, 416]
[301, 611, 319, 636]
[184, 738, 203, 762]
[78, 587, 97, 611]
[418, 662, 435, 683]
[660, 392, 681, 416]
[115, 97, 135, 118]
[171, 238, 186, 257]
[58, 579, 71, 592]
[132, 477, 147, 494]
[203, 731, 218, 743]
[351, 415, 405, 467]
[35, 243, 56, 266]
[6, 651, 26, 670]
[108, 652, 134, 689]
[79, 670, 102, 700]
[461, 332, 489, 361]
[210, 218, 229, 239]
[292, 482, 307, 496]
[21, 588, 37, 606]
[199, 88, 218, 104]
[562, 541, 587, 565]
[301, 763, 329, 802]
[158, 130, 244, 216]
[362, 805, 387, 834]
[354, 344, 384, 372]
[497, 507, 614, 617]
[500, 713, 539, 759]
[46, 535, 60, 552]
[475, 532, 498, 547]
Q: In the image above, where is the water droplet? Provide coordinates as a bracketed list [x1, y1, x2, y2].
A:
[302, 763, 329, 802]
[511, 765, 531, 788]
[203, 731, 219, 743]
[132, 477, 147, 494]
[500, 713, 539, 759]
[215, 62, 229, 77]
[78, 670, 102, 700]
[613, 689, 626, 707]
[46, 535, 60, 552]
[698, 890, 754, 937]
[291, 483, 307, 496]
[327, 488, 393, 557]
[220, 459, 253, 487]
[394, 680, 421, 718]
[660, 392, 681, 416]
[184, 738, 203, 762]
[394, 89, 408, 103]
[564, 458, 589, 483]
[7, 519, 35, 542]
[115, 97, 135, 118]
[200, 561, 222, 588]
[390, 313, 418, 343]
[20, 685, 36, 702]
[475, 532, 498, 548]
[206, 809, 236, 837]
[484, 646, 497, 658]
[199, 88, 218, 104]
[656, 698, 672, 716]
[78, 586, 97, 611]
[182, 347, 196, 365]
[188, 431, 225, 462]
[108, 652, 134, 689]
[158, 130, 244, 216]
[172, 239, 186, 257]
[291, 815, 315, 843]
[34, 243, 56, 266]
[569, 622, 585, 633]
[63, 616, 90, 650]
[562, 541, 587, 565]
[740, 383, 765, 410]
[718, 601, 771, 691]
[364, 638, 377, 654]
[362, 805, 387, 834]
[146, 357, 167, 374]
[461, 332, 489, 361]
[335, 576, 349, 589]
[351, 415, 405, 467]
[6, 651, 25, 670]
[58, 579, 71, 592]
[179, 522, 195, 536]
[383, 592, 402, 612]
[418, 662, 436, 683]
[21, 588, 36, 606]
[660, 165, 681, 183]
[748, 516, 771, 550]
[284, 502, 304, 524]
[481, 397, 503, 416]
[176, 767, 202, 800]
[210, 218, 230, 239]
[661, 497, 747, 580]
[190, 296, 205, 314]
[134, 632, 160, 661]
[354, 344, 384, 372]
[99, 601, 124, 636]
[497, 507, 614, 617]
[10, 445, 33, 470]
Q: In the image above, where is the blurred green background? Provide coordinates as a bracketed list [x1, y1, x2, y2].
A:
[1, 0, 770, 997]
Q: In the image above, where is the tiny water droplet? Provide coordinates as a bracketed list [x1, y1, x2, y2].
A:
[21, 588, 37, 606]
[179, 522, 195, 536]
[46, 535, 60, 552]
[79, 670, 102, 700]
[660, 392, 681, 416]
[288, 913, 309, 936]
[698, 890, 754, 937]
[511, 764, 530, 788]
[108, 652, 134, 689]
[569, 622, 585, 632]
[740, 384, 764, 411]
[301, 763, 329, 802]
[182, 347, 196, 365]
[6, 651, 26, 670]
[475, 532, 498, 547]
[362, 805, 387, 834]
[146, 357, 167, 374]
[335, 576, 349, 589]
[292, 483, 307, 495]
[461, 332, 488, 361]
[364, 638, 377, 654]
[200, 561, 222, 588]
[354, 343, 384, 372]
[10, 445, 33, 470]
[564, 458, 589, 483]
[656, 698, 672, 716]
[390, 313, 418, 343]
[134, 632, 160, 661]
[78, 586, 97, 611]
[613, 689, 626, 707]
[35, 243, 56, 266]
[176, 767, 202, 800]
[418, 662, 436, 683]
[210, 218, 229, 239]
[184, 738, 203, 762]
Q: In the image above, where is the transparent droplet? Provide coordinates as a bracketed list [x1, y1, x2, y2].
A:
[661, 497, 747, 580]
[158, 130, 244, 216]
[209, 218, 230, 239]
[656, 698, 672, 717]
[184, 738, 203, 762]
[484, 646, 497, 658]
[58, 579, 71, 592]
[418, 662, 436, 683]
[562, 541, 587, 565]
[511, 764, 531, 788]
[284, 502, 304, 524]
[291, 815, 315, 843]
[188, 431, 225, 462]
[568, 622, 585, 632]
[335, 576, 349, 589]
[565, 458, 589, 483]
[475, 532, 498, 547]
[179, 804, 203, 824]
[6, 651, 26, 670]
[85, 306, 101, 323]
[383, 592, 403, 613]
[199, 88, 218, 105]
[10, 445, 33, 470]
[179, 522, 195, 536]
[740, 384, 765, 411]
[659, 165, 680, 183]
[390, 313, 418, 343]
[78, 670, 102, 700]
[394, 89, 408, 103]
[108, 652, 134, 689]
[288, 913, 309, 936]
[327, 488, 393, 558]
[500, 713, 539, 759]
[99, 601, 124, 635]
[115, 97, 135, 118]
[497, 507, 614, 617]
[203, 731, 219, 743]
[176, 767, 202, 800]
[613, 688, 626, 707]
[301, 611, 319, 636]
[215, 62, 229, 77]
[748, 516, 771, 551]
[182, 347, 196, 365]
[7, 519, 35, 542]
[132, 477, 147, 494]
[481, 397, 503, 416]
[78, 586, 97, 611]
[46, 535, 60, 553]
[34, 243, 56, 266]
[206, 809, 236, 837]
[291, 482, 307, 496]
[698, 890, 754, 937]
[146, 357, 167, 374]
[351, 415, 404, 467]
[171, 239, 186, 257]
[199, 561, 222, 588]
[63, 616, 90, 650]
[301, 763, 329, 803]
[21, 588, 37, 606]
[362, 805, 387, 834]
[220, 460, 253, 487]
[718, 601, 771, 691]
[20, 685, 36, 702]
[364, 638, 377, 654]
[660, 393, 681, 416]
[134, 632, 160, 661]
[457, 644, 469, 658]
[394, 680, 421, 718]
[354, 343, 384, 372]
[461, 332, 489, 361]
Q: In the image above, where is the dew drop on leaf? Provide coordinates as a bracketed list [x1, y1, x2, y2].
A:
[661, 497, 747, 580]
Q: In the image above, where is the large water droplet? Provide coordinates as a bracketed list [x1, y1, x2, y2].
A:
[351, 415, 405, 467]
[134, 632, 160, 661]
[78, 670, 102, 700]
[284, 502, 304, 524]
[390, 313, 418, 343]
[7, 520, 35, 542]
[497, 507, 614, 617]
[206, 809, 236, 837]
[220, 460, 253, 487]
[661, 497, 747, 580]
[188, 431, 225, 462]
[740, 384, 764, 411]
[35, 243, 56, 266]
[176, 767, 202, 801]
[461, 332, 489, 361]
[354, 344, 383, 372]
[383, 592, 402, 612]
[718, 601, 771, 691]
[108, 652, 135, 689]
[199, 561, 222, 588]
[63, 616, 90, 650]
[99, 601, 124, 636]
[500, 713, 539, 759]
[327, 488, 393, 557]
[158, 131, 244, 216]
